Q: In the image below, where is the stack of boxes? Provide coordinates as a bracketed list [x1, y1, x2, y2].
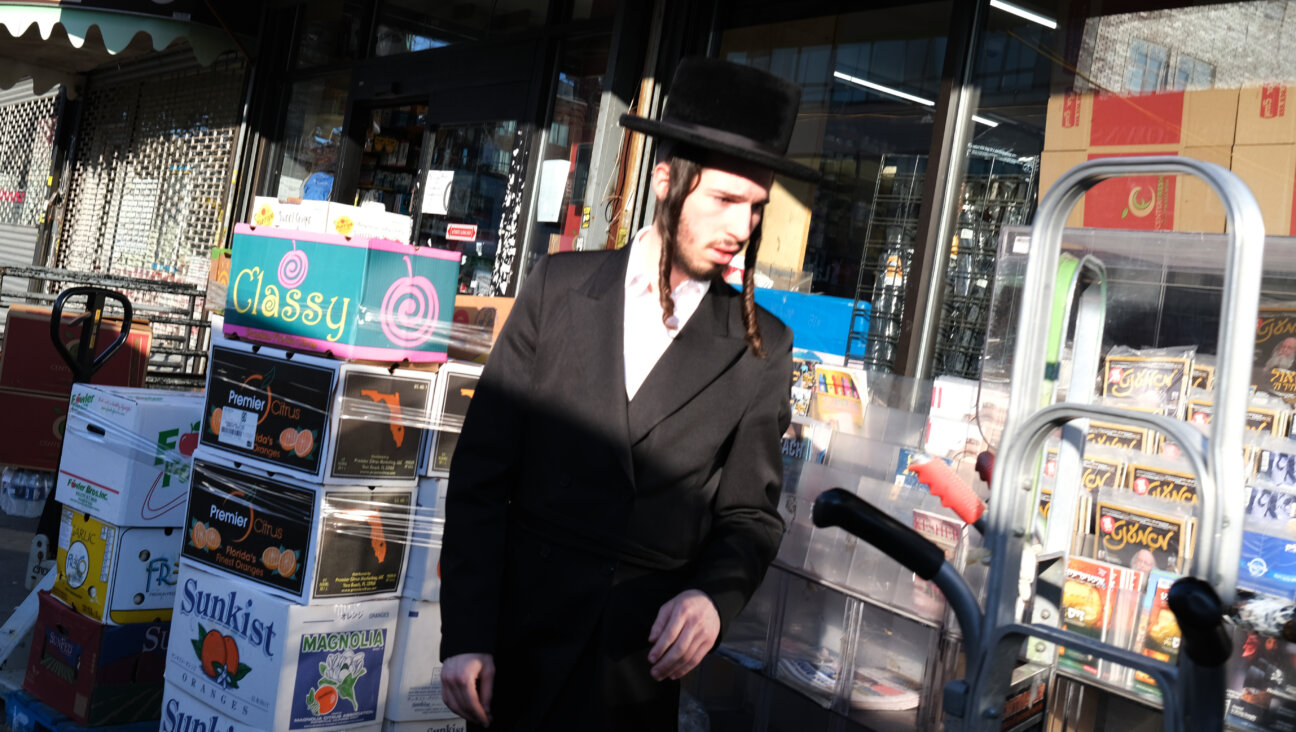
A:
[20, 383, 203, 727]
[161, 222, 464, 731]
[1041, 84, 1296, 236]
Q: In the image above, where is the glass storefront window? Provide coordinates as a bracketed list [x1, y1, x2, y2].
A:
[356, 103, 428, 214]
[295, 0, 367, 69]
[373, 0, 551, 56]
[534, 37, 608, 253]
[942, 0, 1296, 379]
[271, 75, 350, 201]
[720, 3, 953, 371]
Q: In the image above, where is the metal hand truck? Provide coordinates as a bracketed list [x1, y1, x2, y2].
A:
[814, 156, 1266, 731]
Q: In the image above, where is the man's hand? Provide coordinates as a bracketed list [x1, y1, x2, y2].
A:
[442, 653, 495, 727]
[647, 589, 721, 681]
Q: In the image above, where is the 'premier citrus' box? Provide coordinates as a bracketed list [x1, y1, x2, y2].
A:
[422, 362, 481, 478]
[182, 460, 414, 603]
[167, 561, 398, 731]
[53, 506, 181, 624]
[162, 681, 264, 732]
[56, 384, 204, 527]
[385, 599, 451, 721]
[196, 335, 339, 482]
[24, 591, 169, 726]
[199, 336, 435, 485]
[223, 223, 459, 363]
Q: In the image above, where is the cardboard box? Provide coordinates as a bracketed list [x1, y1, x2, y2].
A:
[447, 295, 515, 362]
[199, 336, 435, 485]
[1039, 146, 1231, 232]
[166, 562, 398, 731]
[162, 681, 263, 732]
[423, 362, 482, 478]
[383, 720, 466, 732]
[1236, 85, 1296, 146]
[223, 224, 458, 363]
[330, 365, 435, 486]
[197, 336, 339, 482]
[385, 599, 453, 721]
[24, 591, 168, 726]
[0, 304, 152, 395]
[55, 384, 204, 527]
[327, 203, 413, 244]
[53, 506, 181, 624]
[249, 197, 331, 233]
[207, 247, 233, 316]
[402, 478, 444, 602]
[1044, 89, 1239, 152]
[1230, 144, 1296, 236]
[0, 388, 68, 470]
[181, 461, 414, 603]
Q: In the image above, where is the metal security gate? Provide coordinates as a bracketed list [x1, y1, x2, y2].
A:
[0, 81, 60, 290]
[49, 48, 248, 388]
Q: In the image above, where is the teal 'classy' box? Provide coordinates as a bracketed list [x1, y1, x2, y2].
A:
[224, 223, 461, 362]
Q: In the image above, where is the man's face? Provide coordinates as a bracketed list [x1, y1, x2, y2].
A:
[661, 162, 772, 282]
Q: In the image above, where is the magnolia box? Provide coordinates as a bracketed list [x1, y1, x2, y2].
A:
[223, 224, 458, 362]
[181, 461, 414, 603]
[166, 562, 398, 731]
[385, 599, 454, 721]
[56, 384, 204, 527]
[53, 506, 181, 624]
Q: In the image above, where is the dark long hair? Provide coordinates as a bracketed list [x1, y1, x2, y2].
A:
[654, 146, 766, 357]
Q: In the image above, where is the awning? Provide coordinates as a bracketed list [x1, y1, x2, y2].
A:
[0, 2, 246, 96]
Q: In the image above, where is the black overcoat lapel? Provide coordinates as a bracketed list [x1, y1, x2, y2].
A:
[627, 283, 748, 445]
[564, 247, 635, 483]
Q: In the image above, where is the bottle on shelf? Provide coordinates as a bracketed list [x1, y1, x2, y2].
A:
[864, 225, 908, 371]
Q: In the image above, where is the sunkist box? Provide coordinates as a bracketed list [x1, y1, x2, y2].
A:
[56, 384, 204, 527]
[198, 335, 434, 485]
[383, 720, 466, 732]
[24, 591, 169, 726]
[223, 224, 458, 362]
[1040, 88, 1238, 233]
[0, 304, 152, 394]
[53, 506, 181, 624]
[166, 561, 398, 731]
[162, 682, 264, 732]
[182, 460, 414, 603]
[385, 599, 455, 722]
[0, 388, 69, 470]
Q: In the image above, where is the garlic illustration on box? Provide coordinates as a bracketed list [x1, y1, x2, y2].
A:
[380, 255, 439, 348]
[307, 647, 367, 716]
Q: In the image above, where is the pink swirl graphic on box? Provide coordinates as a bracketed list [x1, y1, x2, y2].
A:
[379, 255, 439, 348]
[277, 240, 309, 289]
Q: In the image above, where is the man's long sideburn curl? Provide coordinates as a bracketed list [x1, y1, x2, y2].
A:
[654, 149, 766, 357]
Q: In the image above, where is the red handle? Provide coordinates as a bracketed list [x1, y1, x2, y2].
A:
[908, 456, 985, 525]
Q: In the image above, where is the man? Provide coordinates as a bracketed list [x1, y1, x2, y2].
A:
[439, 58, 819, 730]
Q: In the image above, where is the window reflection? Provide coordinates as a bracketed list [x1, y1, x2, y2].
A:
[273, 75, 350, 201]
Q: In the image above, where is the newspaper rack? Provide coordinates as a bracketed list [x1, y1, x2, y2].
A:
[815, 156, 1267, 731]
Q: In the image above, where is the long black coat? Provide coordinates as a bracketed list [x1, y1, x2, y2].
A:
[439, 245, 792, 730]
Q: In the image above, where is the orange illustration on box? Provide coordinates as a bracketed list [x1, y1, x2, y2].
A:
[190, 521, 221, 551]
[259, 545, 300, 578]
[253, 204, 275, 227]
[333, 216, 355, 237]
[194, 626, 252, 689]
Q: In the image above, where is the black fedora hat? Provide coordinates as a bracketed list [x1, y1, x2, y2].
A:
[620, 57, 821, 182]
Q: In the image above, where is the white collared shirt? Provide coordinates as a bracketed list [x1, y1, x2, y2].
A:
[623, 227, 712, 400]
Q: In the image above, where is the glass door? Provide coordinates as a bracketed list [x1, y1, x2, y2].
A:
[413, 120, 519, 295]
[355, 102, 428, 216]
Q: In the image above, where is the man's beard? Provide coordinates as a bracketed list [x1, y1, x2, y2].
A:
[1267, 351, 1296, 370]
[671, 219, 733, 282]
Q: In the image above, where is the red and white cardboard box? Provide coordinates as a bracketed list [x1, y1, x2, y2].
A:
[182, 460, 414, 604]
[166, 561, 399, 731]
[385, 599, 454, 722]
[56, 384, 203, 527]
[0, 388, 68, 471]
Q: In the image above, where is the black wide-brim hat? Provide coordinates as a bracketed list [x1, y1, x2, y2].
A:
[620, 57, 821, 182]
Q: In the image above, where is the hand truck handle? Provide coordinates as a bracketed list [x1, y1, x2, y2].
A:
[812, 488, 944, 580]
[1169, 577, 1232, 667]
[50, 286, 134, 384]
